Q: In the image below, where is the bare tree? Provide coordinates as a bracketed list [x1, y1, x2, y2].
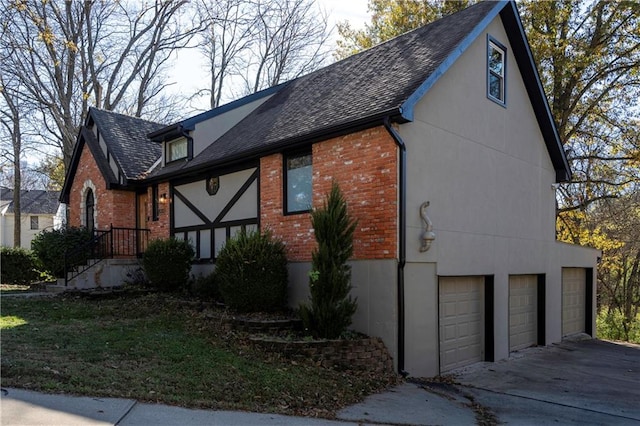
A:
[195, 0, 331, 108]
[196, 0, 255, 109]
[0, 0, 203, 169]
[0, 75, 25, 247]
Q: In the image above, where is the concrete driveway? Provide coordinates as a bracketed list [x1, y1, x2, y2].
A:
[451, 338, 640, 425]
[338, 338, 640, 425]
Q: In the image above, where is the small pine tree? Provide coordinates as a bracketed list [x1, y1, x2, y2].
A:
[299, 181, 358, 339]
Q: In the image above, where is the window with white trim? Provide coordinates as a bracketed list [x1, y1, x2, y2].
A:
[167, 137, 188, 162]
[487, 37, 506, 105]
[30, 216, 39, 230]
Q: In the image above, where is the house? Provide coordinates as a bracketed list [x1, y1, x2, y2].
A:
[1, 187, 61, 249]
[60, 0, 599, 377]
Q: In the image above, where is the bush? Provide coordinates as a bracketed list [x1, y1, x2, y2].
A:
[0, 247, 39, 285]
[216, 230, 288, 312]
[31, 227, 94, 278]
[299, 182, 358, 339]
[142, 238, 194, 292]
[597, 308, 640, 344]
[190, 271, 221, 301]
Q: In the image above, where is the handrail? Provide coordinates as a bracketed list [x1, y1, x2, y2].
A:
[64, 225, 150, 286]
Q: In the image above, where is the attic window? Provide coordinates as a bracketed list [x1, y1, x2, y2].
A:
[167, 137, 188, 162]
[487, 36, 506, 106]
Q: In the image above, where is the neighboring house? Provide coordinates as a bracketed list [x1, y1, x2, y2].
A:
[1, 187, 60, 249]
[61, 1, 599, 377]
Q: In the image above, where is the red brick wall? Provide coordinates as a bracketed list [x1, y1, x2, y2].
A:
[146, 182, 171, 241]
[260, 126, 398, 261]
[68, 143, 135, 230]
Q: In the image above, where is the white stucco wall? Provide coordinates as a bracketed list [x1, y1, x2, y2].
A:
[1, 213, 55, 249]
[399, 17, 599, 377]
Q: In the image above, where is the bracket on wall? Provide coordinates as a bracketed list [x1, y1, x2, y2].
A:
[419, 201, 435, 252]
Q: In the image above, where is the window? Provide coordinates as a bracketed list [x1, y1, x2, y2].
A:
[85, 189, 95, 232]
[152, 185, 159, 221]
[167, 138, 188, 162]
[487, 36, 506, 105]
[30, 216, 39, 230]
[285, 152, 312, 214]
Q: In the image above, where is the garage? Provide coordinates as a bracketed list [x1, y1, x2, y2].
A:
[562, 268, 586, 337]
[509, 275, 538, 352]
[439, 276, 485, 372]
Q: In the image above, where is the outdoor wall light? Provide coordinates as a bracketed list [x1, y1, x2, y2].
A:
[419, 201, 435, 252]
[159, 193, 168, 203]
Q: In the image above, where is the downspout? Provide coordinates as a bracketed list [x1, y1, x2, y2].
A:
[383, 117, 408, 377]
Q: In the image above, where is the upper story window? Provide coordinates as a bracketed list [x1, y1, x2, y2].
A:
[285, 151, 312, 214]
[167, 137, 188, 162]
[30, 216, 39, 230]
[487, 36, 507, 106]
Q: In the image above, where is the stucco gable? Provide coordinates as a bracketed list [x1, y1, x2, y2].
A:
[146, 1, 568, 184]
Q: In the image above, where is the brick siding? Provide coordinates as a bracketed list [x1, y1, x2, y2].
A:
[68, 144, 135, 230]
[146, 182, 171, 241]
[260, 126, 398, 261]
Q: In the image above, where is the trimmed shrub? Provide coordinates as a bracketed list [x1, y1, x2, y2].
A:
[142, 238, 194, 292]
[31, 227, 94, 278]
[190, 271, 221, 301]
[216, 230, 288, 312]
[299, 182, 358, 339]
[0, 247, 39, 285]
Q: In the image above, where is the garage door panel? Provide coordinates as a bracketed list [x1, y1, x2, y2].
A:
[439, 277, 484, 372]
[563, 268, 586, 337]
[509, 275, 538, 352]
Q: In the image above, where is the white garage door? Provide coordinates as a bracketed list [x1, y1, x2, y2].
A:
[509, 275, 537, 352]
[439, 276, 484, 372]
[562, 268, 586, 337]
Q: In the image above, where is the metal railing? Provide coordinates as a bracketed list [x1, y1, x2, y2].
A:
[64, 225, 150, 285]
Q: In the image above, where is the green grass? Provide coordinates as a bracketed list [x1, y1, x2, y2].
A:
[0, 294, 397, 417]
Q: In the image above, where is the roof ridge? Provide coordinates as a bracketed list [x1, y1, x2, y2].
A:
[89, 106, 166, 127]
[328, 0, 503, 63]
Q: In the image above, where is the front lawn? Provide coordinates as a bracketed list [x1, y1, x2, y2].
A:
[0, 293, 397, 418]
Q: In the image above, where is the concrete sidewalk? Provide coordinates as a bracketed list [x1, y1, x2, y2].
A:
[0, 384, 476, 426]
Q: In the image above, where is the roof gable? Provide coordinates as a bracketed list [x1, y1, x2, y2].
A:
[149, 0, 569, 182]
[60, 108, 164, 203]
[89, 108, 164, 180]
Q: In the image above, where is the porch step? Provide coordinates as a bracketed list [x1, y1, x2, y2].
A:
[65, 258, 141, 290]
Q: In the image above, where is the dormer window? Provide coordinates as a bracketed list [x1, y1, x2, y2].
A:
[167, 137, 188, 162]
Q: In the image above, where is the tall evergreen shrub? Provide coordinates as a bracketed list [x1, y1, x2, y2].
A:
[299, 182, 358, 339]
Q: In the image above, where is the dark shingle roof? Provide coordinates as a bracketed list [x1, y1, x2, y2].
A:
[89, 108, 164, 180]
[150, 0, 500, 178]
[1, 188, 60, 214]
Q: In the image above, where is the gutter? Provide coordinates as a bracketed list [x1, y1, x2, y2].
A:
[145, 109, 406, 184]
[383, 117, 408, 377]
